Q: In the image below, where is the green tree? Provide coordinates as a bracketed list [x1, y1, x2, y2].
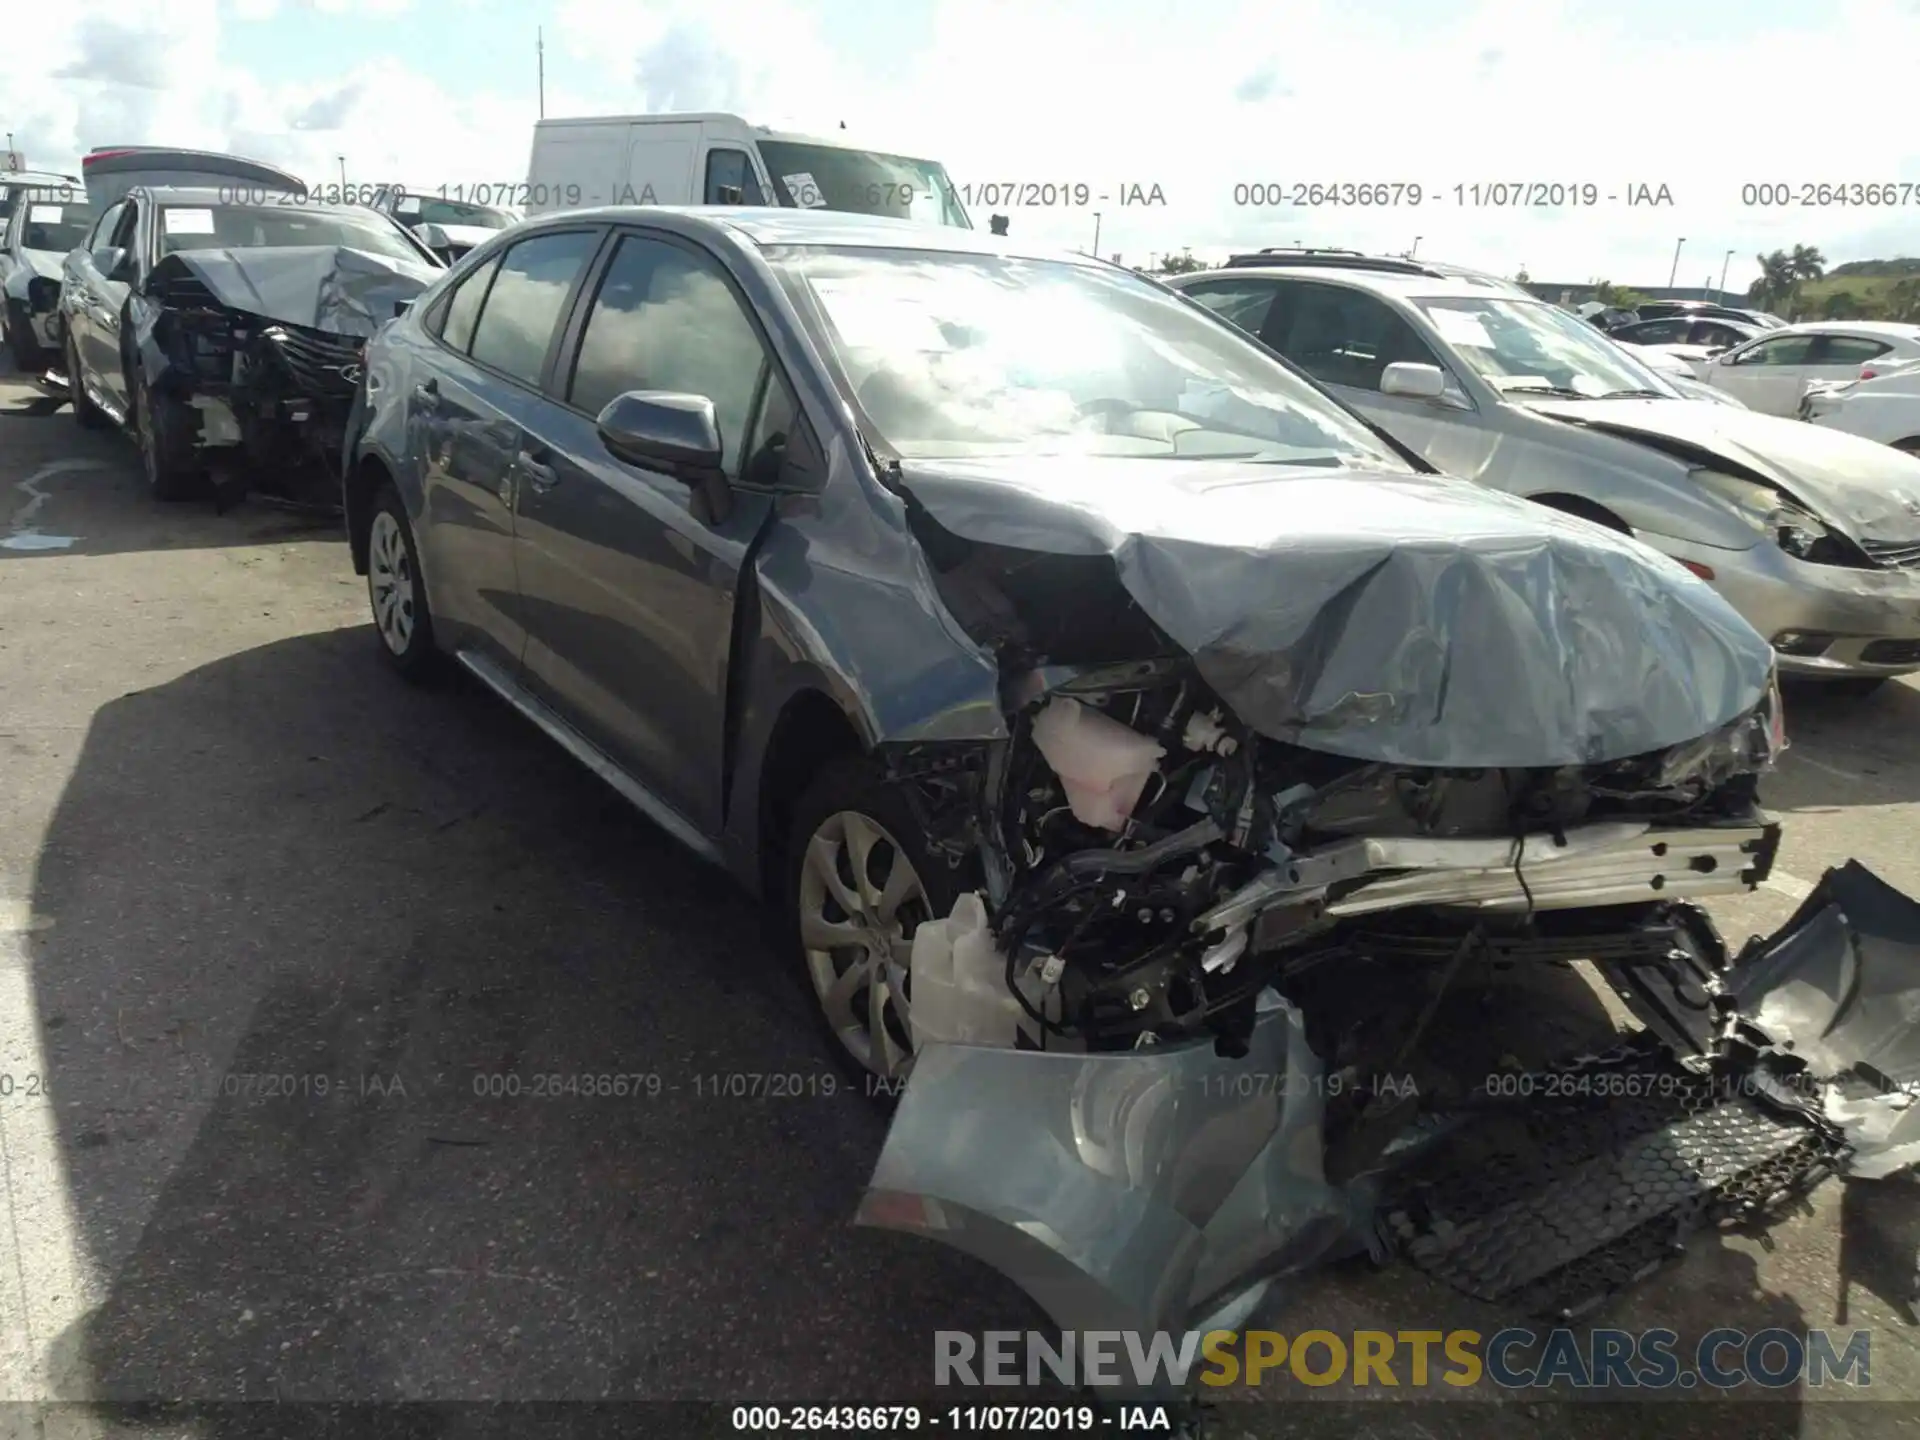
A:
[1786, 243, 1827, 316]
[1887, 278, 1920, 323]
[1821, 290, 1865, 320]
[1748, 250, 1795, 311]
[1514, 264, 1531, 284]
[1156, 248, 1205, 275]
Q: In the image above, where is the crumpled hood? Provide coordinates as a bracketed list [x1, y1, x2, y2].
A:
[1525, 397, 1920, 543]
[897, 455, 1774, 768]
[414, 222, 497, 251]
[15, 248, 65, 282]
[153, 245, 439, 339]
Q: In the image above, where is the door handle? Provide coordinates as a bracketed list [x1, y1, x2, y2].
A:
[517, 449, 559, 492]
[412, 380, 439, 411]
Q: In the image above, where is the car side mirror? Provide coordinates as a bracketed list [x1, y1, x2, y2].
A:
[598, 391, 723, 471]
[1381, 361, 1448, 399]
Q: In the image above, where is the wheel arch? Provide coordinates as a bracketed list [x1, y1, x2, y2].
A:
[1527, 491, 1633, 533]
[346, 453, 395, 576]
[753, 688, 868, 902]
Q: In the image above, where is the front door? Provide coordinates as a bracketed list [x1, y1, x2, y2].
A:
[511, 228, 785, 835]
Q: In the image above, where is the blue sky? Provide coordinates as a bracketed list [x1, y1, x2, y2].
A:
[9, 0, 1919, 290]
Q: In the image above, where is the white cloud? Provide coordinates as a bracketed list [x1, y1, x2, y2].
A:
[6, 0, 1918, 292]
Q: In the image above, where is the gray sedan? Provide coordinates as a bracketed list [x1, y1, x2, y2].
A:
[1169, 260, 1920, 687]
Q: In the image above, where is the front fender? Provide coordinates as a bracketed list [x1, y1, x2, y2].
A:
[1509, 408, 1765, 551]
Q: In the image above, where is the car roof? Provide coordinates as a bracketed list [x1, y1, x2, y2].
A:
[1170, 263, 1526, 302]
[135, 184, 368, 217]
[1767, 320, 1920, 338]
[524, 204, 1096, 263]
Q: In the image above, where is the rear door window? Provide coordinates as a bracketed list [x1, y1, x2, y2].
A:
[1811, 335, 1894, 366]
[434, 254, 502, 354]
[466, 229, 600, 387]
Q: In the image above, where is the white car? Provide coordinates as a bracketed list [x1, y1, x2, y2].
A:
[1608, 333, 1748, 405]
[1696, 321, 1920, 417]
[1803, 364, 1920, 454]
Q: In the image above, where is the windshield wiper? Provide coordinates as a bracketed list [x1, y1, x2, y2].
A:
[1599, 388, 1671, 399]
[1498, 384, 1592, 398]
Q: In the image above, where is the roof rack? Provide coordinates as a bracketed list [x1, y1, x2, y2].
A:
[1224, 247, 1445, 277]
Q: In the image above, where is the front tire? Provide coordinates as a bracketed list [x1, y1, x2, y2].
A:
[131, 371, 203, 501]
[366, 485, 438, 680]
[783, 755, 965, 1084]
[4, 301, 39, 372]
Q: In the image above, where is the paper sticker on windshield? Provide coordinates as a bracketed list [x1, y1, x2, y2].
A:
[396, 195, 421, 215]
[164, 208, 217, 235]
[1428, 307, 1493, 348]
[811, 278, 950, 351]
[27, 205, 62, 223]
[782, 173, 827, 208]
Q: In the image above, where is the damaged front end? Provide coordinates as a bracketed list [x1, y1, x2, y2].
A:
[132, 247, 433, 508]
[844, 461, 1920, 1371]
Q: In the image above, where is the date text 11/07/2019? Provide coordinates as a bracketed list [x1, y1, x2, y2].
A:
[1231, 181, 1676, 208]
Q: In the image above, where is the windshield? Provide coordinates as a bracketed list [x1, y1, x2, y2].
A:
[159, 204, 428, 263]
[1418, 296, 1679, 399]
[756, 141, 971, 228]
[774, 247, 1417, 468]
[13, 196, 96, 253]
[396, 196, 515, 229]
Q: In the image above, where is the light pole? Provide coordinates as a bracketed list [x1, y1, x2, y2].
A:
[1719, 248, 1734, 298]
[1667, 236, 1686, 289]
[337, 154, 347, 189]
[1409, 235, 1422, 258]
[1091, 211, 1102, 256]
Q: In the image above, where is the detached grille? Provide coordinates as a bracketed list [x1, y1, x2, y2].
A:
[264, 324, 363, 398]
[1860, 536, 1920, 569]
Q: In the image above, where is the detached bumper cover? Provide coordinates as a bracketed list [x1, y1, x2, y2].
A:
[860, 863, 1920, 1338]
[1724, 860, 1920, 1178]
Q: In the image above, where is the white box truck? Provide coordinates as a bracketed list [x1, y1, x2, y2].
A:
[522, 113, 972, 228]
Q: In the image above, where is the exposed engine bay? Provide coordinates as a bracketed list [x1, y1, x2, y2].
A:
[851, 509, 1920, 1391]
[131, 246, 435, 509]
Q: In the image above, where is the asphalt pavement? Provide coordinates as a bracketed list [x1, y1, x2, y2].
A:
[1, 365, 1918, 1440]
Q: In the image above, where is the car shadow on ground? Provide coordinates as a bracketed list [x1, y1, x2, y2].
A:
[0, 382, 343, 558]
[26, 627, 1034, 1422]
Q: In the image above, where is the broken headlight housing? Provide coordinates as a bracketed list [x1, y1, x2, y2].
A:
[25, 277, 59, 312]
[1691, 467, 1851, 565]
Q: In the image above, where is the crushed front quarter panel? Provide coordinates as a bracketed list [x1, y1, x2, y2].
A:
[895, 456, 1774, 768]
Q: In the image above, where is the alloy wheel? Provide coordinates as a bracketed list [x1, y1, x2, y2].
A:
[368, 509, 417, 655]
[797, 809, 932, 1079]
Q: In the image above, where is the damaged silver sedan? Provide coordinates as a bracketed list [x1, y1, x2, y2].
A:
[341, 209, 1920, 1389]
[60, 183, 442, 506]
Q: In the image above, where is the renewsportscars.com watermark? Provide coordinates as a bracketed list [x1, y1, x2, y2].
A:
[935, 1328, 1873, 1391]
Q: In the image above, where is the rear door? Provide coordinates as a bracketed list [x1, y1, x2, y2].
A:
[409, 227, 604, 672]
[511, 226, 791, 835]
[1807, 333, 1894, 385]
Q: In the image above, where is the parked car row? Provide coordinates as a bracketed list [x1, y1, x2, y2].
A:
[12, 148, 1920, 1392]
[1167, 249, 1920, 687]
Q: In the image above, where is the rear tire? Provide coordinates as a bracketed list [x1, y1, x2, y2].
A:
[65, 333, 107, 430]
[366, 485, 439, 681]
[782, 754, 968, 1088]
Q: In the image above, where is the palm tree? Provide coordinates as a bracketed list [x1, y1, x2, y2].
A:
[1786, 244, 1827, 317]
[1749, 250, 1795, 312]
